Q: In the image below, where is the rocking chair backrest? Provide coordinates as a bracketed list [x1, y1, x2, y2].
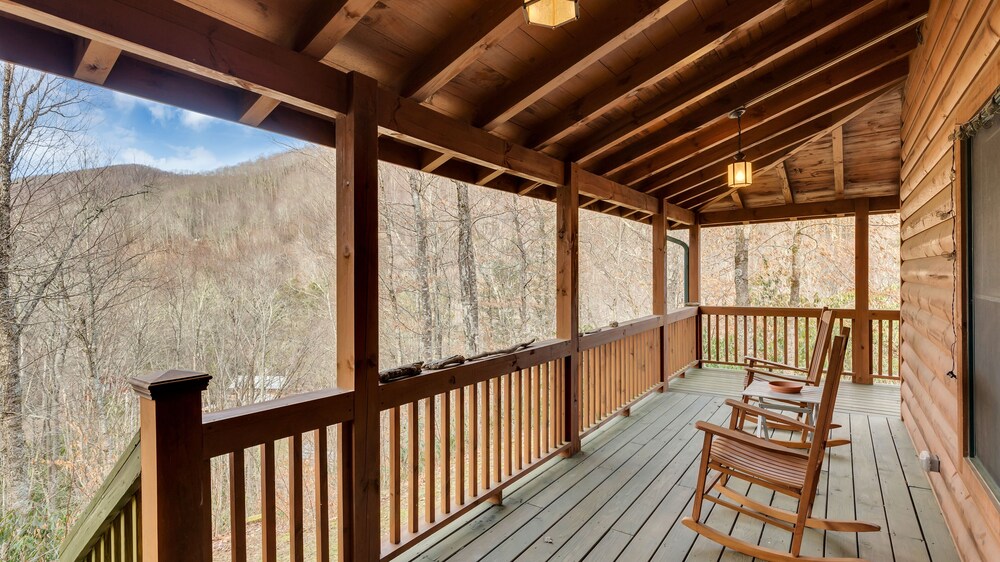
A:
[801, 327, 850, 503]
[804, 307, 835, 385]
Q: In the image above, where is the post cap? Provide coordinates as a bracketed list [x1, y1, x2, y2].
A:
[130, 369, 211, 400]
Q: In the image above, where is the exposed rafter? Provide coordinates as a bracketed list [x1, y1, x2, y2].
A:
[568, 0, 919, 165]
[402, 0, 523, 101]
[474, 0, 688, 130]
[777, 160, 794, 204]
[238, 0, 379, 126]
[832, 126, 846, 197]
[526, 0, 784, 149]
[698, 196, 899, 226]
[72, 38, 120, 84]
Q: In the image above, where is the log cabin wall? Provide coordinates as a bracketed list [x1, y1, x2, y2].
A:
[900, 1, 1000, 559]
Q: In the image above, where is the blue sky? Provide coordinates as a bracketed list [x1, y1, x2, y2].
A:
[86, 85, 303, 173]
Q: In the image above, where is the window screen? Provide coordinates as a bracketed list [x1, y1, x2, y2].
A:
[968, 116, 1000, 489]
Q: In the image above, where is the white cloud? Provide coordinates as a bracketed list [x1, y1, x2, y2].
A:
[180, 110, 213, 131]
[146, 104, 174, 125]
[110, 91, 137, 112]
[117, 146, 223, 173]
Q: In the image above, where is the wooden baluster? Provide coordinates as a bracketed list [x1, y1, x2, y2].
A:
[503, 374, 512, 478]
[533, 365, 541, 460]
[424, 397, 436, 523]
[457, 387, 466, 506]
[492, 377, 501, 483]
[480, 381, 490, 491]
[262, 441, 277, 562]
[407, 402, 418, 534]
[724, 315, 730, 364]
[741, 316, 748, 363]
[805, 318, 812, 366]
[580, 352, 588, 428]
[441, 392, 451, 515]
[389, 408, 401, 544]
[888, 320, 895, 378]
[513, 372, 522, 472]
[122, 496, 135, 562]
[470, 383, 479, 496]
[315, 427, 329, 561]
[229, 450, 247, 562]
[290, 434, 304, 562]
[601, 345, 609, 419]
[541, 363, 550, 452]
[522, 369, 531, 466]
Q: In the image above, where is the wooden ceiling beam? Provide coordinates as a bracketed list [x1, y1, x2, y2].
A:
[569, 0, 926, 165]
[615, 36, 915, 187]
[402, 0, 523, 101]
[526, 0, 784, 149]
[638, 59, 909, 196]
[238, 0, 379, 126]
[663, 201, 695, 225]
[72, 38, 120, 84]
[777, 161, 794, 204]
[0, 0, 576, 188]
[474, 0, 688, 130]
[575, 168, 659, 215]
[670, 88, 893, 208]
[832, 126, 846, 197]
[698, 196, 899, 226]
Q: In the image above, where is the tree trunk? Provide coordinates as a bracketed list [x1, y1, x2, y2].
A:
[510, 196, 529, 327]
[409, 172, 434, 359]
[455, 181, 480, 355]
[734, 224, 750, 306]
[789, 223, 802, 306]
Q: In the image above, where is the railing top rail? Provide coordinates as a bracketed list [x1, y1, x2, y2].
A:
[58, 434, 140, 562]
[202, 387, 354, 459]
[378, 338, 572, 410]
[698, 306, 900, 321]
[665, 306, 698, 323]
[579, 315, 663, 351]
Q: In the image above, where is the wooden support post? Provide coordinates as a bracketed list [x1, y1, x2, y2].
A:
[853, 198, 871, 384]
[689, 221, 702, 369]
[652, 202, 668, 391]
[336, 71, 381, 561]
[130, 370, 212, 562]
[558, 164, 581, 456]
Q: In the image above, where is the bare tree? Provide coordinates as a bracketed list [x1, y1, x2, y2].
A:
[734, 224, 750, 306]
[455, 180, 480, 355]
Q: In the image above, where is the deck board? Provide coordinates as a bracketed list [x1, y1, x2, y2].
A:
[670, 367, 901, 417]
[399, 381, 957, 562]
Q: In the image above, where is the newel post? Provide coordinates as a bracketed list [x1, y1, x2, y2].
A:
[559, 163, 581, 455]
[689, 220, 702, 369]
[853, 198, 872, 383]
[130, 369, 212, 562]
[652, 201, 669, 391]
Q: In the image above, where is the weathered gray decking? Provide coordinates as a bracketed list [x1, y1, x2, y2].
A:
[671, 368, 902, 418]
[399, 374, 957, 562]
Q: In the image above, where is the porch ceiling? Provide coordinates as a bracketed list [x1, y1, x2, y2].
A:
[0, 0, 926, 221]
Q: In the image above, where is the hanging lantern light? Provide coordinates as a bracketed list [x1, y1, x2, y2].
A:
[523, 0, 580, 28]
[727, 107, 753, 189]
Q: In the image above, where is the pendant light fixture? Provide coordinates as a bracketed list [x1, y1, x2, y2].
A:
[523, 0, 579, 28]
[727, 107, 753, 189]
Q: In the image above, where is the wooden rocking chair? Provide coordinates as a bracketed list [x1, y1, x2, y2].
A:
[683, 329, 880, 561]
[736, 308, 839, 447]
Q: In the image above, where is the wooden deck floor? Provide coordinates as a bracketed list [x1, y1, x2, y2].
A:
[399, 388, 958, 561]
[671, 368, 902, 418]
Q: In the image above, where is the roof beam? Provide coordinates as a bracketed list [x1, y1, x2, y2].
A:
[527, 0, 784, 149]
[615, 34, 916, 187]
[238, 0, 379, 126]
[474, 0, 687, 130]
[698, 196, 899, 226]
[671, 88, 893, 208]
[72, 38, 120, 84]
[0, 0, 571, 187]
[569, 0, 926, 165]
[832, 126, 846, 197]
[663, 201, 695, 225]
[777, 161, 794, 204]
[402, 0, 523, 101]
[574, 169, 658, 215]
[638, 59, 909, 197]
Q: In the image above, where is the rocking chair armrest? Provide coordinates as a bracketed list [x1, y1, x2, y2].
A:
[744, 356, 809, 374]
[743, 367, 812, 384]
[694, 421, 809, 459]
[724, 399, 815, 432]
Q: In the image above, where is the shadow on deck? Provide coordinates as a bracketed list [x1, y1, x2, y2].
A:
[399, 385, 956, 561]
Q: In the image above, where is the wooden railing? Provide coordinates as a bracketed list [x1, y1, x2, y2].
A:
[666, 307, 699, 378]
[58, 435, 141, 562]
[698, 306, 901, 381]
[579, 315, 662, 436]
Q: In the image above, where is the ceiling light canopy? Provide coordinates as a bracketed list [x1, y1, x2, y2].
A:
[523, 0, 580, 28]
[727, 107, 753, 189]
